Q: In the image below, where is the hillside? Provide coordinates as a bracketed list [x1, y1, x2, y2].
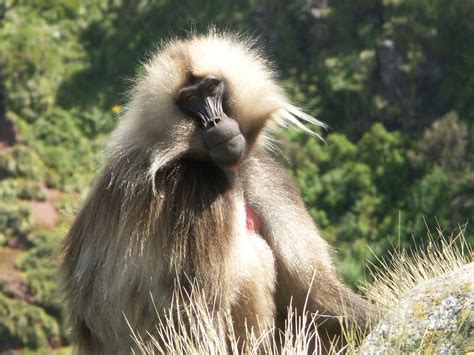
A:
[0, 1, 473, 352]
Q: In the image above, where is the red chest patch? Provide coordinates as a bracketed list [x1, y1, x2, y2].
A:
[245, 205, 262, 234]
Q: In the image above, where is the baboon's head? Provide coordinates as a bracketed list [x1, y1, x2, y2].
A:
[109, 31, 323, 172]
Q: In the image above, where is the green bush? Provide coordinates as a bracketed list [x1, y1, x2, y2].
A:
[16, 231, 65, 322]
[0, 294, 61, 349]
[0, 179, 47, 201]
[285, 122, 473, 285]
[0, 146, 46, 181]
[0, 204, 32, 246]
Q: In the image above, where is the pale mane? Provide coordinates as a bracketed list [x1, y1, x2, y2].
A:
[106, 31, 325, 176]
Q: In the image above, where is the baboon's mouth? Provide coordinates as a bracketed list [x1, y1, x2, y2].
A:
[207, 132, 246, 167]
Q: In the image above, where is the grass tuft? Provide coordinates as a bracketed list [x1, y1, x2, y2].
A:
[130, 229, 472, 354]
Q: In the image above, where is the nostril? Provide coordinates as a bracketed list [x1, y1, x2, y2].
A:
[206, 117, 222, 129]
[204, 117, 242, 150]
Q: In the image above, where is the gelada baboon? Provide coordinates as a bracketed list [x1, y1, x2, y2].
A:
[62, 31, 371, 354]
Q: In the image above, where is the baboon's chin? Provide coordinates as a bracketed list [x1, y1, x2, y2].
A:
[207, 133, 246, 169]
[177, 155, 238, 179]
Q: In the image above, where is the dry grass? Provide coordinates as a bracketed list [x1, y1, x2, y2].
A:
[361, 227, 472, 314]
[130, 277, 328, 355]
[130, 228, 472, 354]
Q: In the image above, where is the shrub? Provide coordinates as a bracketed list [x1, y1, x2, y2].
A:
[0, 204, 32, 246]
[0, 294, 61, 349]
[0, 179, 47, 201]
[0, 146, 46, 181]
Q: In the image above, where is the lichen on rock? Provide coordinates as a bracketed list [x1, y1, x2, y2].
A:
[359, 263, 474, 354]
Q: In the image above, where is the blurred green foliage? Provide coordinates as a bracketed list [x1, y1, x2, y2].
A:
[284, 118, 472, 284]
[0, 0, 472, 352]
[0, 179, 47, 201]
[16, 229, 68, 339]
[0, 203, 31, 246]
[0, 293, 62, 349]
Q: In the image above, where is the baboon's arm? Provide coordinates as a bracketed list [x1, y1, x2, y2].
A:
[242, 150, 371, 329]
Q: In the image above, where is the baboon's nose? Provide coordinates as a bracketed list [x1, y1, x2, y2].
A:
[206, 117, 222, 129]
[204, 117, 240, 149]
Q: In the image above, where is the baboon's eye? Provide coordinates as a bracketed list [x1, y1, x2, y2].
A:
[207, 82, 218, 92]
[184, 93, 197, 102]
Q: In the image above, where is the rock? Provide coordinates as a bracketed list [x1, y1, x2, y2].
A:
[376, 39, 418, 131]
[308, 0, 330, 46]
[377, 39, 403, 91]
[359, 263, 474, 354]
[252, 0, 331, 57]
[251, 3, 278, 48]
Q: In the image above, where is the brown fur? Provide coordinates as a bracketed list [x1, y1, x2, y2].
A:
[242, 150, 371, 349]
[62, 31, 371, 354]
[63, 149, 275, 352]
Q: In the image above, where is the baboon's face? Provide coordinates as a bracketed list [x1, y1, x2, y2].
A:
[176, 75, 246, 169]
[120, 37, 291, 171]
